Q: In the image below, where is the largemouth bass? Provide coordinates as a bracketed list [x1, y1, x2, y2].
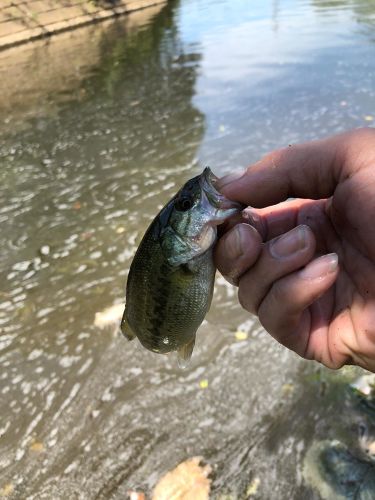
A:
[121, 167, 243, 366]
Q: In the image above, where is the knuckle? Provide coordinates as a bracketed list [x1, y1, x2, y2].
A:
[263, 146, 289, 164]
[350, 127, 375, 142]
[238, 285, 248, 311]
[238, 285, 256, 314]
[213, 241, 228, 271]
[223, 272, 239, 287]
[343, 128, 375, 164]
[265, 279, 301, 319]
[269, 280, 288, 307]
[238, 274, 265, 315]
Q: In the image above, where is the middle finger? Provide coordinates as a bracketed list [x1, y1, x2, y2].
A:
[238, 224, 316, 314]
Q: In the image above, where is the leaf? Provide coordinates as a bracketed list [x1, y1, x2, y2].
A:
[30, 441, 45, 452]
[152, 457, 212, 500]
[0, 484, 14, 496]
[281, 383, 295, 396]
[80, 231, 94, 241]
[234, 330, 248, 341]
[199, 379, 208, 389]
[126, 491, 146, 500]
[246, 477, 260, 497]
[366, 440, 375, 456]
[94, 303, 124, 330]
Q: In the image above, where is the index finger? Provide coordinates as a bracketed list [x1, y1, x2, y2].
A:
[217, 128, 374, 207]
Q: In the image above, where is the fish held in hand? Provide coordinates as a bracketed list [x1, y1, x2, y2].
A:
[121, 167, 243, 366]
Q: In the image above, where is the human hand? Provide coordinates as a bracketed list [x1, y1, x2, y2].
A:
[215, 128, 375, 372]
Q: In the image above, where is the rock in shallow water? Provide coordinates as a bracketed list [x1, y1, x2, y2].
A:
[303, 439, 375, 500]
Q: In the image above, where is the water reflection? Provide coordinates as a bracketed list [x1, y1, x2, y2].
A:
[0, 4, 168, 121]
[0, 0, 375, 497]
[190, 0, 375, 169]
[0, 2, 206, 496]
[312, 0, 375, 41]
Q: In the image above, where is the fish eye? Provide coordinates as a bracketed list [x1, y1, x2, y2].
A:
[175, 196, 193, 212]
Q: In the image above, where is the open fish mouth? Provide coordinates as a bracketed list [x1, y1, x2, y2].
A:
[200, 167, 244, 222]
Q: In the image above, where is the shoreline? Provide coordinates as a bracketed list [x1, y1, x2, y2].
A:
[0, 0, 167, 51]
[0, 3, 169, 123]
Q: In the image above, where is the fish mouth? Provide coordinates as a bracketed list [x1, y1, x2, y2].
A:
[200, 167, 244, 222]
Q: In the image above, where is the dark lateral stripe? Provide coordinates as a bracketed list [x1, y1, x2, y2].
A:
[148, 260, 172, 339]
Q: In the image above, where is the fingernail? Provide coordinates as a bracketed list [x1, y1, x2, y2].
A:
[270, 226, 308, 259]
[225, 224, 245, 259]
[300, 253, 338, 279]
[217, 169, 246, 189]
[242, 208, 260, 225]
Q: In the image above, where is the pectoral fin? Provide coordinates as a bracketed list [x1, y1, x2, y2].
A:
[177, 335, 196, 369]
[121, 312, 136, 341]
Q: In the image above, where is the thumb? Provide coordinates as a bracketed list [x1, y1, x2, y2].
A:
[217, 129, 372, 208]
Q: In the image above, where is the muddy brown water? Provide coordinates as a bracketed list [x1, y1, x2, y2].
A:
[0, 0, 375, 498]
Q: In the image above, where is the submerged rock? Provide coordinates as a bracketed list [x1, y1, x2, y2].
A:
[350, 374, 375, 415]
[303, 440, 375, 499]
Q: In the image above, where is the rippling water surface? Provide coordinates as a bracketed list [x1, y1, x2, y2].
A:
[0, 0, 375, 497]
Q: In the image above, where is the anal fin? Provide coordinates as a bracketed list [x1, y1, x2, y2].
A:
[121, 312, 136, 341]
[177, 335, 196, 369]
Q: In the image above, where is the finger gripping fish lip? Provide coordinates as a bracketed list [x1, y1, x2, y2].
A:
[201, 166, 244, 212]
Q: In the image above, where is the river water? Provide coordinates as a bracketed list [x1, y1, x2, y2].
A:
[0, 0, 375, 498]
